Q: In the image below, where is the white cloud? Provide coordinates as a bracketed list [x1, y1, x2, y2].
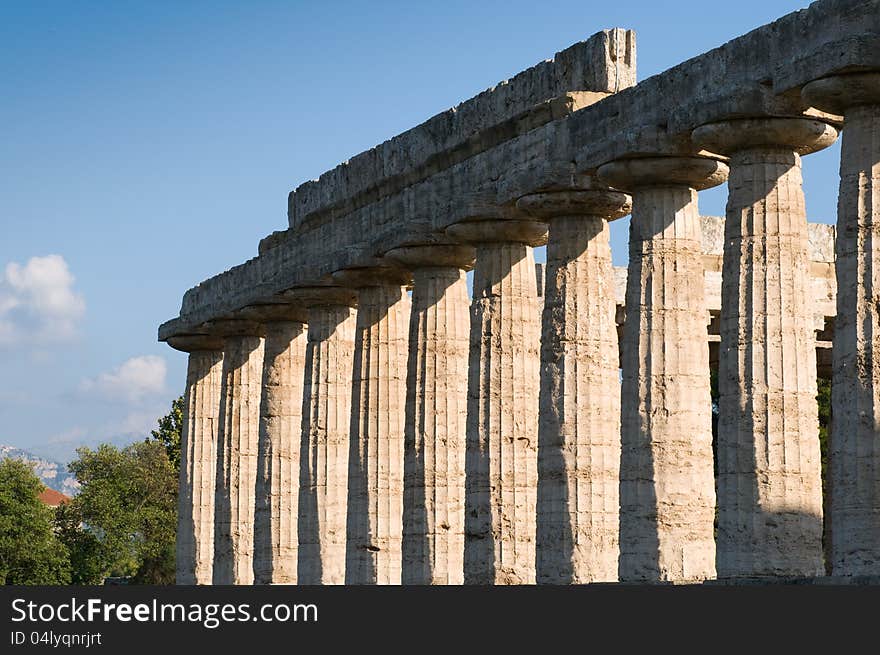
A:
[80, 355, 167, 402]
[0, 255, 85, 345]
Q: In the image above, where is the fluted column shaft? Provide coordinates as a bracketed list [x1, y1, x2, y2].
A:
[213, 329, 265, 585]
[387, 245, 473, 585]
[831, 105, 880, 575]
[803, 74, 880, 576]
[173, 341, 223, 585]
[446, 218, 546, 585]
[340, 278, 410, 585]
[296, 295, 357, 585]
[694, 118, 838, 578]
[253, 319, 307, 584]
[621, 187, 715, 581]
[598, 157, 727, 582]
[518, 189, 630, 584]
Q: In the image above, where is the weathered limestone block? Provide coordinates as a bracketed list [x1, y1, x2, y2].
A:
[290, 287, 357, 585]
[517, 188, 631, 584]
[445, 218, 546, 584]
[386, 244, 474, 585]
[331, 267, 411, 585]
[803, 73, 880, 576]
[693, 117, 838, 578]
[169, 335, 224, 585]
[246, 304, 309, 585]
[597, 156, 727, 582]
[212, 321, 265, 585]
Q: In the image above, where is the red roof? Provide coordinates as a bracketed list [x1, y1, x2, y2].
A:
[39, 487, 70, 507]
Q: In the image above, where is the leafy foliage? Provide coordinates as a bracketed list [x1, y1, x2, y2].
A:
[150, 395, 184, 473]
[0, 458, 70, 585]
[58, 441, 178, 584]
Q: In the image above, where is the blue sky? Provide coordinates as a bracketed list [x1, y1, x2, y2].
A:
[0, 0, 841, 464]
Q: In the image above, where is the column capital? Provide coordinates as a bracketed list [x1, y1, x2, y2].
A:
[802, 72, 880, 115]
[516, 188, 631, 222]
[596, 156, 728, 192]
[202, 318, 265, 338]
[384, 244, 475, 270]
[446, 219, 547, 247]
[692, 117, 838, 156]
[166, 333, 225, 353]
[281, 285, 358, 308]
[331, 265, 412, 289]
[235, 302, 308, 325]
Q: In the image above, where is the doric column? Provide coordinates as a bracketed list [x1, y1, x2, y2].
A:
[803, 74, 880, 577]
[331, 266, 412, 585]
[239, 304, 309, 585]
[385, 244, 475, 585]
[445, 217, 546, 584]
[597, 156, 727, 582]
[693, 117, 838, 578]
[211, 320, 265, 585]
[287, 287, 357, 585]
[517, 186, 631, 584]
[168, 334, 224, 585]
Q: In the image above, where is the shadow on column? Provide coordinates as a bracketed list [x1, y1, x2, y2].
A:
[617, 296, 661, 580]
[297, 332, 322, 584]
[297, 308, 353, 585]
[345, 299, 394, 585]
[618, 189, 694, 581]
[463, 242, 534, 584]
[536, 216, 603, 584]
[402, 273, 460, 584]
[463, 292, 494, 584]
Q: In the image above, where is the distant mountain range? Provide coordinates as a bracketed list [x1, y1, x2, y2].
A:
[0, 445, 80, 496]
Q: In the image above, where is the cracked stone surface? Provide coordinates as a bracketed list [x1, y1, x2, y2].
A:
[175, 346, 223, 585]
[344, 283, 411, 585]
[388, 245, 473, 585]
[598, 157, 726, 583]
[297, 303, 357, 585]
[213, 333, 265, 585]
[447, 219, 545, 585]
[519, 189, 630, 584]
[253, 320, 307, 584]
[803, 73, 880, 577]
[694, 118, 837, 578]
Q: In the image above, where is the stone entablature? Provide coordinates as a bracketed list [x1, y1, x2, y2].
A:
[159, 0, 877, 339]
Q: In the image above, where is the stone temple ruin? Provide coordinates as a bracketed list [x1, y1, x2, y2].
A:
[161, 0, 880, 584]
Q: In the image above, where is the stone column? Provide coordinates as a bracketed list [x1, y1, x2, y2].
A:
[331, 266, 412, 585]
[693, 117, 838, 578]
[211, 320, 265, 585]
[803, 74, 880, 577]
[445, 217, 546, 584]
[287, 287, 357, 585]
[517, 187, 631, 584]
[597, 156, 727, 582]
[239, 304, 309, 585]
[385, 244, 474, 585]
[168, 335, 224, 585]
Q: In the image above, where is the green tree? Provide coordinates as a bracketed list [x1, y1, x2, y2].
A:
[149, 395, 184, 472]
[54, 500, 104, 585]
[0, 458, 70, 585]
[58, 441, 178, 584]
